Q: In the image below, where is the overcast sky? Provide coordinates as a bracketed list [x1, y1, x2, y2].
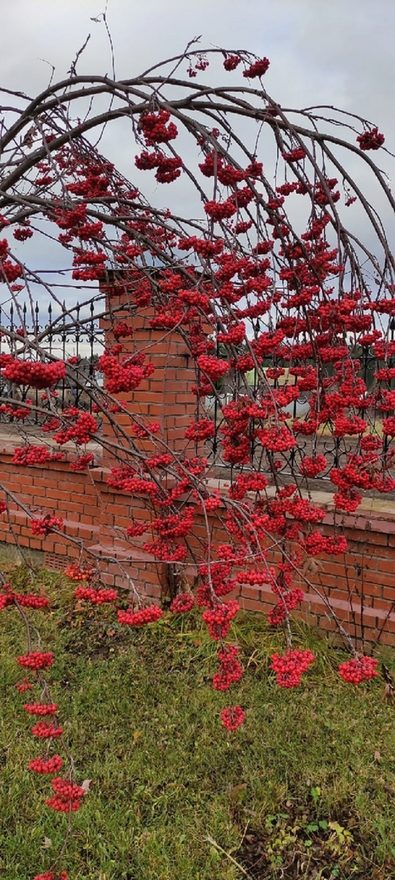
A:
[1, 0, 394, 332]
[2, 0, 394, 124]
[2, 0, 394, 215]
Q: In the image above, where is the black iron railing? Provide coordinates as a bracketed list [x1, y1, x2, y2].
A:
[0, 300, 105, 422]
[207, 341, 395, 485]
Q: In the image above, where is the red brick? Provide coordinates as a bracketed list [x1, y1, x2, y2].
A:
[239, 598, 266, 612]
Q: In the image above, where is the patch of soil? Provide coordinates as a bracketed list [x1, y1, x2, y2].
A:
[234, 807, 391, 880]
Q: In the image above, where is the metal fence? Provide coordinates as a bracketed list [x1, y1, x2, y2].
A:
[0, 300, 105, 422]
[206, 344, 395, 486]
[1, 298, 394, 495]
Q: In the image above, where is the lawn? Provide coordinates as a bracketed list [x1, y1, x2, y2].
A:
[0, 566, 394, 880]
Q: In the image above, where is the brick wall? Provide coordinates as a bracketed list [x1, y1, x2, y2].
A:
[0, 280, 394, 645]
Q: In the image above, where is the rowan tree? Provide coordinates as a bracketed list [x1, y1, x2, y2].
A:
[0, 42, 393, 878]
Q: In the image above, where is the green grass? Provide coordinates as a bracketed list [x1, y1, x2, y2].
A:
[0, 567, 394, 880]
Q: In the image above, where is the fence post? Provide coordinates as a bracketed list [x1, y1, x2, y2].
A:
[98, 276, 198, 468]
[93, 275, 201, 600]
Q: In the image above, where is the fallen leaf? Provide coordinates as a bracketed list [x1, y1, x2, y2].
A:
[81, 778, 92, 793]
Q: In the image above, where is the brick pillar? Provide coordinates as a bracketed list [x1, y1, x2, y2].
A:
[99, 280, 198, 466]
[92, 276, 202, 602]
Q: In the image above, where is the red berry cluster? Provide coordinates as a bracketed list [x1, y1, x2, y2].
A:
[135, 149, 165, 170]
[74, 586, 118, 605]
[0, 591, 12, 610]
[0, 588, 49, 610]
[212, 644, 244, 691]
[223, 54, 241, 71]
[383, 417, 395, 437]
[334, 415, 367, 437]
[185, 418, 215, 440]
[187, 55, 210, 77]
[299, 454, 328, 477]
[70, 452, 95, 471]
[357, 127, 385, 150]
[18, 652, 54, 670]
[236, 569, 269, 586]
[145, 452, 173, 469]
[12, 446, 64, 466]
[243, 57, 270, 78]
[112, 320, 134, 340]
[270, 649, 315, 688]
[197, 354, 229, 381]
[33, 872, 68, 880]
[1, 358, 66, 388]
[256, 425, 297, 452]
[52, 409, 98, 445]
[72, 248, 107, 278]
[201, 494, 222, 512]
[117, 605, 164, 626]
[32, 722, 64, 738]
[178, 235, 224, 258]
[303, 532, 348, 556]
[338, 655, 378, 684]
[31, 515, 64, 536]
[29, 755, 64, 774]
[156, 156, 183, 184]
[139, 109, 178, 145]
[45, 776, 86, 812]
[204, 198, 237, 221]
[24, 703, 58, 716]
[64, 563, 95, 581]
[124, 476, 160, 496]
[170, 592, 195, 614]
[282, 147, 306, 162]
[98, 351, 155, 393]
[267, 589, 305, 626]
[202, 600, 240, 640]
[135, 150, 183, 183]
[126, 521, 148, 538]
[289, 498, 325, 524]
[333, 490, 362, 513]
[229, 472, 268, 500]
[0, 259, 24, 282]
[220, 705, 246, 730]
[151, 508, 195, 540]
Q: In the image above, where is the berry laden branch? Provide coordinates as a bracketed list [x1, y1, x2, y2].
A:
[0, 43, 392, 879]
